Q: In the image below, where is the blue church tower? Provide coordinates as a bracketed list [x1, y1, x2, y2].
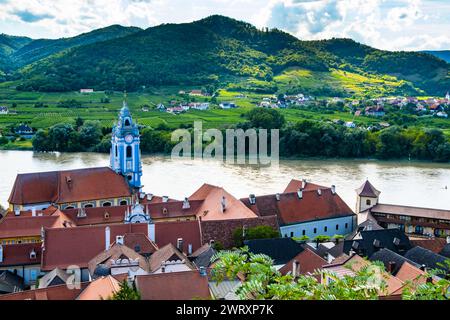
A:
[110, 98, 143, 190]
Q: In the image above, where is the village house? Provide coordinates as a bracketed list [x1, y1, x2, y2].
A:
[219, 102, 236, 109]
[189, 89, 204, 96]
[0, 106, 8, 115]
[365, 106, 386, 117]
[356, 180, 450, 237]
[0, 243, 42, 286]
[80, 89, 94, 93]
[241, 179, 356, 239]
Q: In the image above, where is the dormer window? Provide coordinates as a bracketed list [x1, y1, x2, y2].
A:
[30, 250, 37, 259]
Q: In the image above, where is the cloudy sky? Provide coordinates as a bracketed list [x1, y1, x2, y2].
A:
[0, 0, 449, 51]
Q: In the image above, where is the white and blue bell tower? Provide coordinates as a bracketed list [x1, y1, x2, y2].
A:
[110, 97, 143, 190]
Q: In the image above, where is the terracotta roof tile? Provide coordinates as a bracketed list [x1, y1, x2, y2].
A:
[355, 180, 381, 198]
[410, 238, 448, 254]
[136, 271, 211, 300]
[9, 167, 131, 205]
[279, 248, 327, 276]
[0, 282, 88, 300]
[0, 243, 41, 267]
[42, 223, 148, 270]
[76, 276, 120, 300]
[242, 189, 354, 225]
[189, 184, 257, 221]
[154, 220, 202, 254]
[62, 205, 129, 226]
[146, 200, 203, 220]
[148, 243, 196, 272]
[284, 179, 327, 193]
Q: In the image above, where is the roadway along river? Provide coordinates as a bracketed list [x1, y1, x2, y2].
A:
[0, 150, 450, 210]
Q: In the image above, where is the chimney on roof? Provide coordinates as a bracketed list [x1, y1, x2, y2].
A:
[105, 227, 111, 250]
[393, 237, 400, 246]
[116, 235, 124, 245]
[387, 261, 396, 274]
[292, 260, 300, 278]
[177, 238, 184, 251]
[0, 245, 3, 263]
[373, 239, 381, 248]
[221, 196, 227, 212]
[66, 176, 72, 188]
[297, 189, 303, 199]
[331, 185, 336, 195]
[249, 194, 256, 205]
[182, 197, 190, 209]
[301, 179, 307, 190]
[420, 264, 426, 271]
[148, 223, 155, 242]
[32, 207, 36, 217]
[161, 264, 166, 273]
[209, 239, 215, 246]
[317, 189, 322, 196]
[275, 193, 280, 201]
[146, 193, 153, 201]
[199, 266, 207, 277]
[162, 196, 169, 203]
[14, 209, 20, 216]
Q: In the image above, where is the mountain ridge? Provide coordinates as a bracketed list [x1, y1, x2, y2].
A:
[1, 15, 449, 96]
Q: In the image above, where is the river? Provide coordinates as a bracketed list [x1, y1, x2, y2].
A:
[0, 150, 450, 210]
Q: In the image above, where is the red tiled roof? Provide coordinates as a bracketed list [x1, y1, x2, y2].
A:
[41, 223, 148, 270]
[395, 262, 427, 284]
[0, 282, 88, 300]
[8, 167, 131, 205]
[410, 238, 448, 253]
[0, 243, 42, 267]
[189, 184, 257, 221]
[0, 213, 73, 239]
[146, 200, 203, 220]
[154, 220, 202, 254]
[62, 205, 129, 226]
[355, 180, 380, 198]
[241, 189, 354, 225]
[76, 276, 120, 300]
[122, 233, 158, 255]
[279, 248, 327, 276]
[284, 179, 327, 193]
[136, 271, 211, 300]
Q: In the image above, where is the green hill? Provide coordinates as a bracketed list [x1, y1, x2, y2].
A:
[11, 25, 142, 68]
[0, 34, 32, 75]
[2, 15, 449, 97]
[422, 50, 450, 63]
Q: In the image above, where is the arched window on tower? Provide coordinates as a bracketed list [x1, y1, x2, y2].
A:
[115, 145, 118, 157]
[124, 119, 131, 126]
[126, 146, 132, 158]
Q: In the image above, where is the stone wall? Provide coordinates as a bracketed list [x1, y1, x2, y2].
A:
[200, 215, 279, 249]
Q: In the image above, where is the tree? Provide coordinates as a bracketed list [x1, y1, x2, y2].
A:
[314, 235, 331, 245]
[109, 280, 141, 300]
[211, 248, 450, 300]
[232, 225, 280, 247]
[210, 247, 385, 300]
[79, 120, 102, 149]
[245, 108, 285, 129]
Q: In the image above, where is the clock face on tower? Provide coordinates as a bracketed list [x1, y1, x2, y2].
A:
[125, 134, 133, 143]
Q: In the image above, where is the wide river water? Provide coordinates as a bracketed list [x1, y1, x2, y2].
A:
[0, 150, 449, 210]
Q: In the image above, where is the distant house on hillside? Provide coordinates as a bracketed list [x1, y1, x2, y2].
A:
[189, 90, 203, 96]
[219, 102, 236, 109]
[0, 106, 8, 115]
[14, 124, 33, 138]
[80, 89, 94, 93]
[365, 106, 385, 117]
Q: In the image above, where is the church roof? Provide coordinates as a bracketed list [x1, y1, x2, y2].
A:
[355, 180, 381, 198]
[8, 167, 131, 205]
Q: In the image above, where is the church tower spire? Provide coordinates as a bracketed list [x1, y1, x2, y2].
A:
[110, 95, 143, 190]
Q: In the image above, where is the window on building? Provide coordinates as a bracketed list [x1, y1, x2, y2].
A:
[313, 228, 317, 234]
[336, 224, 339, 230]
[290, 232, 294, 237]
[115, 145, 118, 157]
[120, 200, 128, 206]
[125, 119, 131, 126]
[324, 226, 328, 232]
[84, 203, 94, 208]
[345, 223, 348, 229]
[302, 230, 306, 236]
[366, 199, 371, 205]
[65, 206, 75, 210]
[415, 226, 424, 235]
[126, 146, 132, 158]
[102, 202, 112, 207]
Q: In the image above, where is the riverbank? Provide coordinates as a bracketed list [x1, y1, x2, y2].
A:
[1, 150, 450, 210]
